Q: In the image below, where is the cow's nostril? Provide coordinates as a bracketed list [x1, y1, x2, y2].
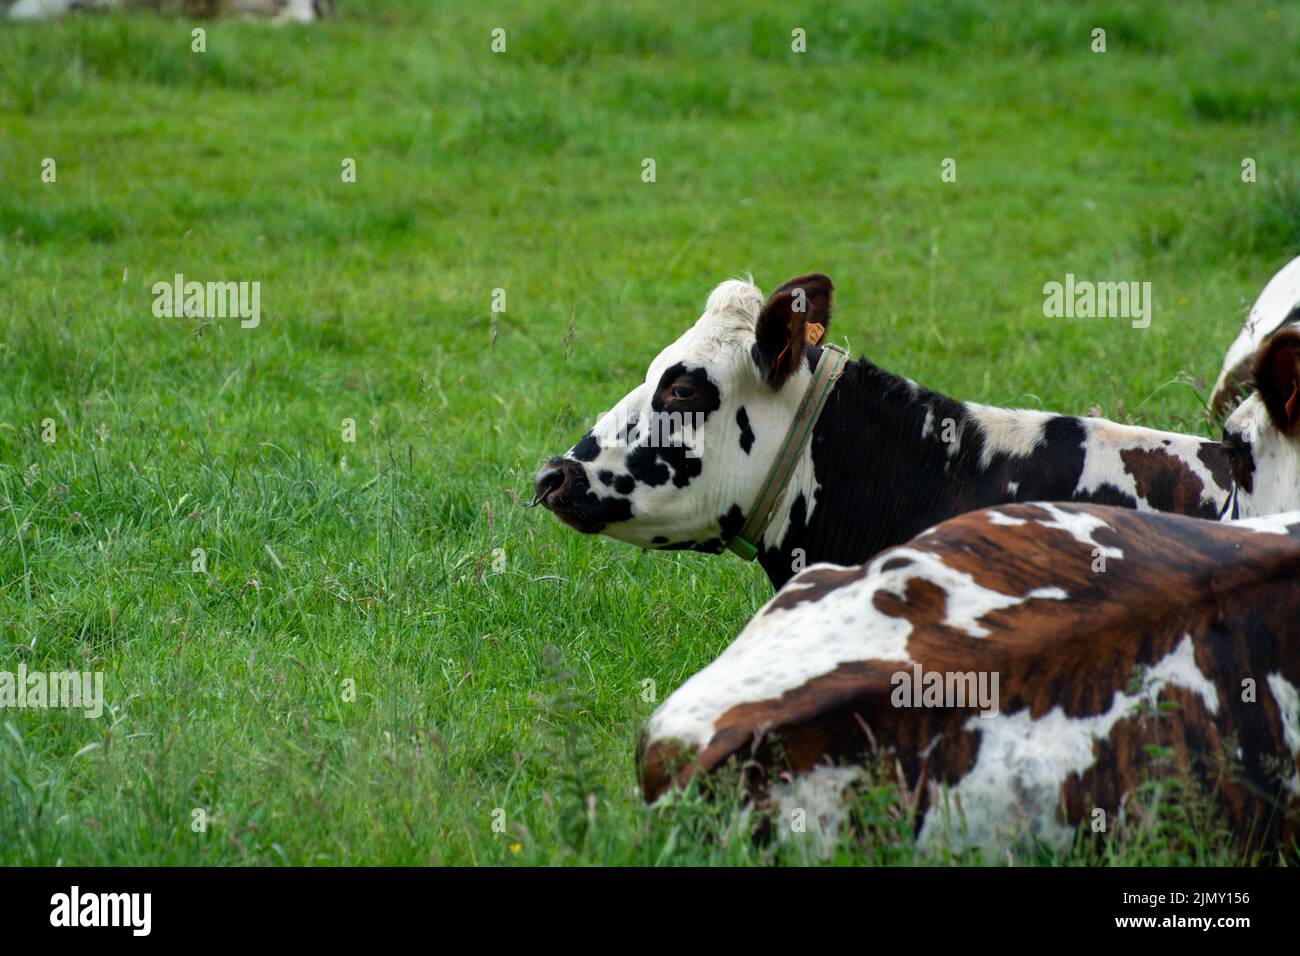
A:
[532, 461, 569, 507]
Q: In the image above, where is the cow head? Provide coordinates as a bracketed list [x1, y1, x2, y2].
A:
[1224, 327, 1300, 516]
[533, 274, 834, 552]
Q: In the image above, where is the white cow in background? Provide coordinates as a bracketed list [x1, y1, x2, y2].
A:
[1211, 254, 1300, 416]
[7, 0, 329, 21]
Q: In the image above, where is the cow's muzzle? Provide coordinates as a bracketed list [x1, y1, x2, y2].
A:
[532, 458, 578, 507]
[531, 457, 631, 533]
[532, 458, 597, 532]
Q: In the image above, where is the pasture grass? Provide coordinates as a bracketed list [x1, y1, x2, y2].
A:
[0, 0, 1298, 865]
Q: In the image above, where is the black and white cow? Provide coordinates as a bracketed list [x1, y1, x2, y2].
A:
[536, 274, 1232, 589]
[638, 332, 1300, 859]
[1211, 254, 1300, 416]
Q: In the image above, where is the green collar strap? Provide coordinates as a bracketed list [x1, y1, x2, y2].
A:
[725, 343, 849, 561]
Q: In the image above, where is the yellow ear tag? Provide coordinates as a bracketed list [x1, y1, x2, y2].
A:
[805, 322, 826, 346]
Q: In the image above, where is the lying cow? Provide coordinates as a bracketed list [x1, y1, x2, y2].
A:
[1210, 254, 1300, 417]
[639, 330, 1300, 859]
[536, 274, 1232, 588]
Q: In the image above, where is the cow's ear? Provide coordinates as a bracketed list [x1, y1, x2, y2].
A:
[753, 273, 833, 388]
[1254, 327, 1300, 435]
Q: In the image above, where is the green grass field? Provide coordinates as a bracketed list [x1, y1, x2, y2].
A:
[1, 0, 1299, 866]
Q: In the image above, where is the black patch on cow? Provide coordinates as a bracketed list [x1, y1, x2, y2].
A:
[1073, 483, 1140, 509]
[671, 505, 748, 556]
[718, 503, 744, 540]
[787, 492, 808, 534]
[653, 363, 722, 417]
[621, 363, 721, 491]
[753, 358, 1227, 590]
[596, 468, 637, 496]
[571, 432, 601, 462]
[736, 407, 755, 454]
[1200, 440, 1237, 495]
[651, 536, 668, 544]
[1222, 430, 1255, 494]
[625, 444, 672, 486]
[544, 465, 632, 532]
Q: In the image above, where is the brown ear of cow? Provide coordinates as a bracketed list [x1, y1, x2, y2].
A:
[753, 273, 834, 388]
[1254, 326, 1300, 435]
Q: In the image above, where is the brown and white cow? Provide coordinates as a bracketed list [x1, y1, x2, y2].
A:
[638, 334, 1300, 859]
[535, 274, 1232, 589]
[639, 503, 1300, 859]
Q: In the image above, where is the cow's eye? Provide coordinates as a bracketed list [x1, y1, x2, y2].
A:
[669, 384, 697, 401]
